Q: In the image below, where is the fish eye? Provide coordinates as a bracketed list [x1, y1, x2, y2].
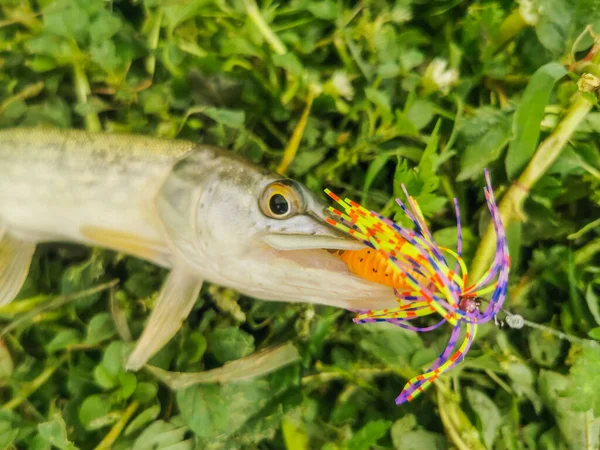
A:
[269, 194, 289, 215]
[260, 181, 305, 219]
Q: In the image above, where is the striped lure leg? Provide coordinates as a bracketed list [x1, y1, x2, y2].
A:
[325, 169, 510, 404]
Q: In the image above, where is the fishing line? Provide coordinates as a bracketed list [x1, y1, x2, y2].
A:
[479, 298, 596, 346]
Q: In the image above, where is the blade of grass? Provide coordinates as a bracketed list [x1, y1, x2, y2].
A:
[506, 62, 567, 179]
[244, 0, 287, 55]
[470, 83, 595, 281]
[94, 401, 140, 450]
[277, 89, 315, 174]
[2, 354, 68, 411]
[0, 280, 119, 338]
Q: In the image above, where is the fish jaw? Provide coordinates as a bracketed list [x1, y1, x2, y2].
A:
[208, 245, 399, 311]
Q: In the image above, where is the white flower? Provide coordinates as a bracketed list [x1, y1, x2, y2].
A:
[518, 0, 539, 26]
[329, 71, 354, 100]
[390, 6, 412, 24]
[423, 58, 459, 95]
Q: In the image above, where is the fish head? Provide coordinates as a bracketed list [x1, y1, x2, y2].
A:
[157, 146, 396, 310]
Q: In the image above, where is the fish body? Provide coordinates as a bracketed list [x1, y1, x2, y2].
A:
[0, 127, 395, 369]
[0, 128, 188, 266]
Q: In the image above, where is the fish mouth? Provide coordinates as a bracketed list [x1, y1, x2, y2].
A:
[260, 206, 366, 252]
[261, 242, 397, 309]
[261, 233, 367, 276]
[261, 233, 365, 251]
[260, 222, 365, 276]
[258, 215, 396, 309]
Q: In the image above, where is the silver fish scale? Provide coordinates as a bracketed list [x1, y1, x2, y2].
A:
[0, 128, 194, 204]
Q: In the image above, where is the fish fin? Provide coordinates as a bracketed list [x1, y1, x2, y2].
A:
[126, 267, 203, 371]
[0, 233, 36, 306]
[80, 226, 166, 264]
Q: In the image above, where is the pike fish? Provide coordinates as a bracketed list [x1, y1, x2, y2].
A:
[0, 128, 396, 370]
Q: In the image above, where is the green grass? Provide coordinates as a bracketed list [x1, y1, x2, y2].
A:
[1, 0, 600, 449]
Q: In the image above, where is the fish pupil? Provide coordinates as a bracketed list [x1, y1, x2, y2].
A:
[270, 194, 289, 215]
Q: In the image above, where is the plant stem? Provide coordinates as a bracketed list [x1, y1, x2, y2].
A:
[2, 355, 68, 411]
[437, 384, 486, 450]
[470, 92, 594, 281]
[94, 401, 139, 450]
[488, 7, 533, 56]
[244, 0, 287, 55]
[0, 81, 44, 113]
[0, 280, 119, 337]
[73, 62, 101, 132]
[277, 89, 315, 174]
[145, 8, 163, 77]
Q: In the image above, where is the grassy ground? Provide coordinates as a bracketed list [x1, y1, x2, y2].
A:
[1, 0, 600, 449]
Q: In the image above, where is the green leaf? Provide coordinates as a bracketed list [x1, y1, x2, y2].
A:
[393, 121, 447, 221]
[207, 327, 255, 364]
[202, 107, 246, 129]
[457, 112, 511, 181]
[102, 341, 127, 377]
[89, 11, 122, 42]
[272, 53, 304, 75]
[540, 368, 600, 447]
[528, 328, 563, 367]
[118, 372, 138, 399]
[466, 388, 502, 449]
[0, 421, 19, 449]
[79, 394, 111, 429]
[392, 429, 447, 450]
[85, 313, 116, 345]
[132, 417, 191, 450]
[124, 272, 161, 299]
[506, 62, 567, 179]
[306, 0, 339, 20]
[0, 340, 14, 382]
[162, 0, 213, 32]
[60, 250, 107, 301]
[42, 0, 91, 43]
[405, 99, 435, 131]
[358, 323, 423, 369]
[281, 415, 308, 450]
[134, 382, 159, 403]
[362, 154, 390, 205]
[38, 416, 74, 449]
[365, 88, 392, 116]
[176, 380, 271, 439]
[586, 281, 600, 326]
[390, 414, 418, 446]
[505, 361, 543, 413]
[419, 118, 442, 174]
[346, 420, 391, 450]
[94, 363, 117, 389]
[46, 329, 81, 354]
[589, 328, 600, 340]
[533, 0, 600, 55]
[570, 1, 600, 49]
[125, 405, 161, 436]
[561, 345, 600, 417]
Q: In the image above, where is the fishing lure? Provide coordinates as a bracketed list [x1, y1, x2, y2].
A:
[325, 169, 509, 404]
[337, 247, 433, 291]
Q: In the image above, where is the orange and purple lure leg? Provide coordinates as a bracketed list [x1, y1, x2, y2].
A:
[325, 169, 510, 405]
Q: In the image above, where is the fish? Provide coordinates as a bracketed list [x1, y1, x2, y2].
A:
[0, 127, 396, 371]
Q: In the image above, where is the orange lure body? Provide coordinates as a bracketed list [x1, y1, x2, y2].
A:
[337, 247, 430, 290]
